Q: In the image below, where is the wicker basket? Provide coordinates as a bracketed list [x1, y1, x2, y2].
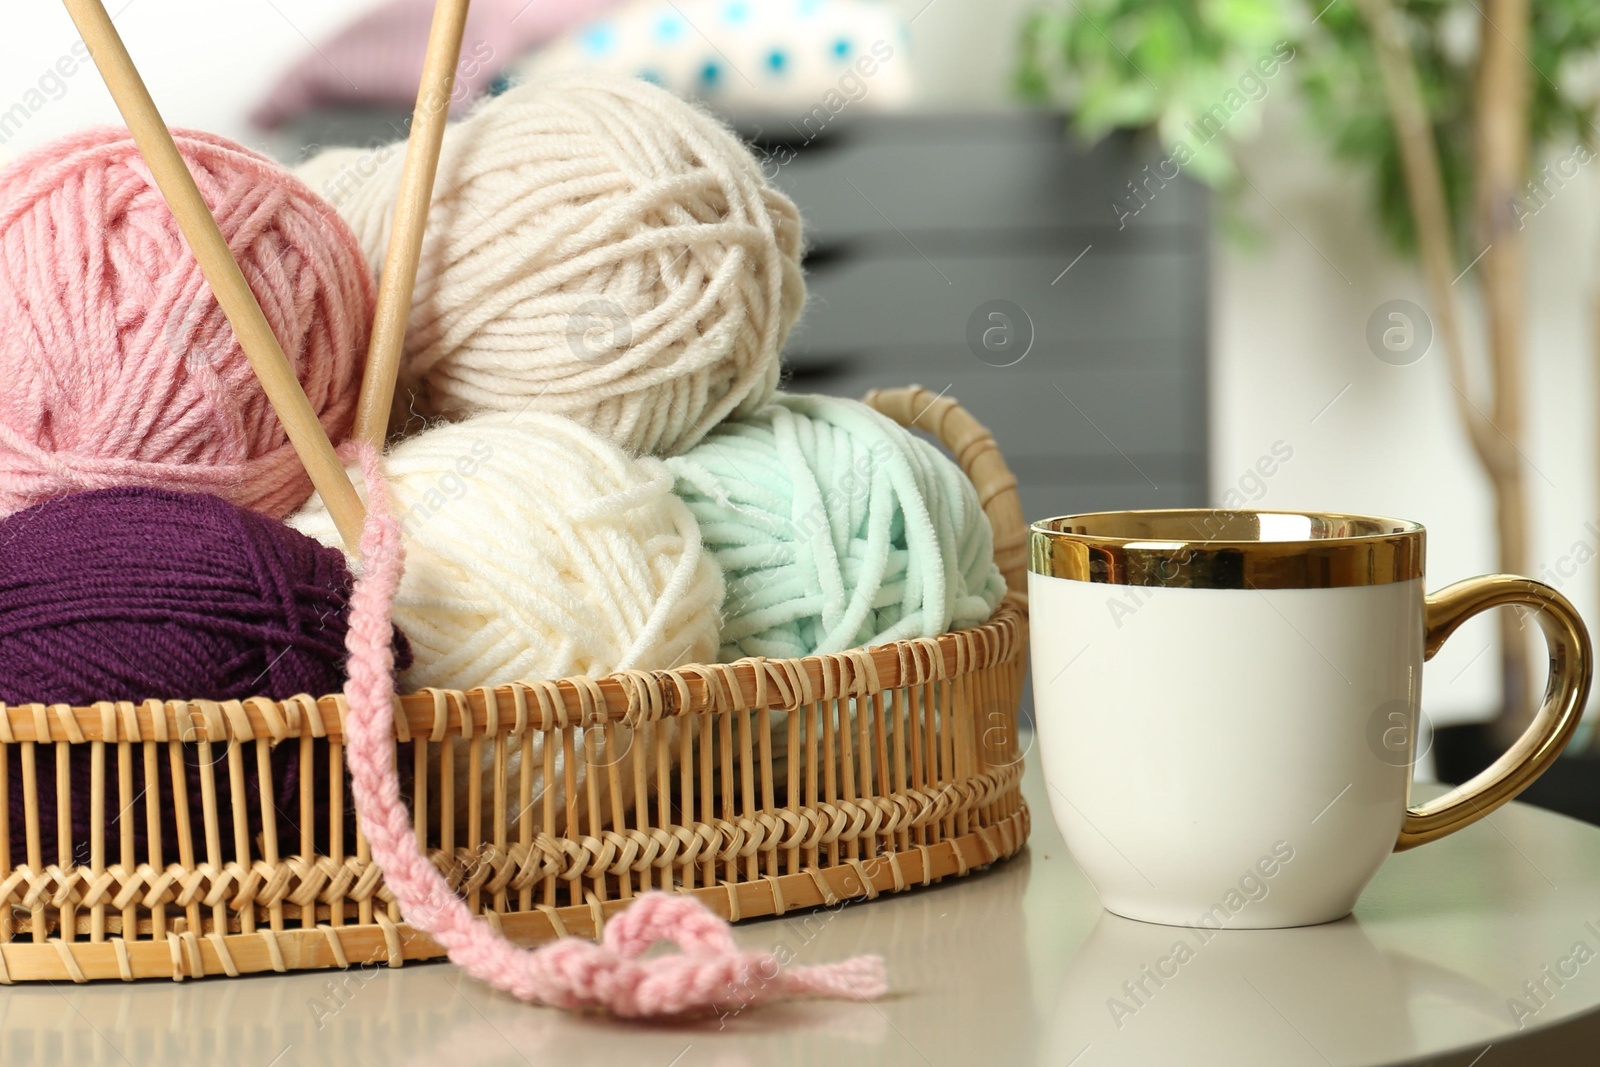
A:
[0, 385, 1029, 983]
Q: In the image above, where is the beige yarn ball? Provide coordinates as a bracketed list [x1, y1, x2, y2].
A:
[296, 73, 806, 457]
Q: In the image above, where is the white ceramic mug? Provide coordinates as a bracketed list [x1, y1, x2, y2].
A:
[1029, 510, 1592, 929]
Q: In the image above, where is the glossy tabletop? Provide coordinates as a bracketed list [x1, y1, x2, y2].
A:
[4, 759, 1599, 1066]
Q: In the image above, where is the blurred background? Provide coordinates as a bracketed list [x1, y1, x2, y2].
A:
[3, 0, 1597, 812]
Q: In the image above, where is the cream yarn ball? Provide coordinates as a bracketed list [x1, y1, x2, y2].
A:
[296, 73, 806, 457]
[290, 411, 723, 830]
[289, 411, 724, 690]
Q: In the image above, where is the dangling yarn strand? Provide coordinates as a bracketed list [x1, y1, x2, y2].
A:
[339, 441, 887, 1016]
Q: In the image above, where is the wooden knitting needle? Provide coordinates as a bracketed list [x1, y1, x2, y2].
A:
[62, 0, 368, 553]
[354, 0, 472, 447]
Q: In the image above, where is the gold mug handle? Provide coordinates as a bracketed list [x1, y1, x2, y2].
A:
[1396, 576, 1594, 851]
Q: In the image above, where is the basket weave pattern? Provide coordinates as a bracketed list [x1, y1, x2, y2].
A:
[0, 387, 1029, 982]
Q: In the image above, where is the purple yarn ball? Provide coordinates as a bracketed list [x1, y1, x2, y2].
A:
[0, 487, 409, 866]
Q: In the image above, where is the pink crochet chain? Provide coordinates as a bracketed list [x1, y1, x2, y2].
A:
[338, 442, 887, 1016]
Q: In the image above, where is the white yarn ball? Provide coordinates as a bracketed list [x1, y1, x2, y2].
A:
[296, 73, 806, 457]
[290, 411, 724, 689]
[290, 411, 724, 831]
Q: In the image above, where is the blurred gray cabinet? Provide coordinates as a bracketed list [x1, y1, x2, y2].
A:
[744, 112, 1209, 522]
[284, 108, 1209, 520]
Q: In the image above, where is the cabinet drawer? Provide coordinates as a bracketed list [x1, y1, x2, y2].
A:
[803, 362, 1204, 464]
[790, 249, 1205, 356]
[753, 115, 1207, 239]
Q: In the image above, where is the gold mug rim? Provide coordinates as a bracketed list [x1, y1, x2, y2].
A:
[1029, 509, 1426, 589]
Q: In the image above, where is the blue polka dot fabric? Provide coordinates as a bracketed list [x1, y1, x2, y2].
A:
[580, 23, 617, 56]
[515, 0, 915, 114]
[655, 13, 686, 42]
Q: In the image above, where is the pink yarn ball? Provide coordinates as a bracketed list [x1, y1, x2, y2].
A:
[0, 127, 374, 520]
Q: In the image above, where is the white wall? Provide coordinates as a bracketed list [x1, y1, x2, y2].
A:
[886, 0, 1041, 107]
[0, 1, 371, 162]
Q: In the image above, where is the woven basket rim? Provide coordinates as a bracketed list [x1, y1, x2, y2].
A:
[0, 597, 1026, 743]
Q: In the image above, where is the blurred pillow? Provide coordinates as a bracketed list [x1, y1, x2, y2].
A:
[512, 0, 915, 116]
[252, 0, 623, 128]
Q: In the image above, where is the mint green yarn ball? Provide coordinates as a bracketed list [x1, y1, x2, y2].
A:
[666, 393, 1007, 661]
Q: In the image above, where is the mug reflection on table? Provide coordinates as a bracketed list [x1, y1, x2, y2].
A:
[1046, 912, 1507, 1067]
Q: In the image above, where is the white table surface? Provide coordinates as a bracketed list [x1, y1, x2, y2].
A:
[4, 754, 1599, 1067]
